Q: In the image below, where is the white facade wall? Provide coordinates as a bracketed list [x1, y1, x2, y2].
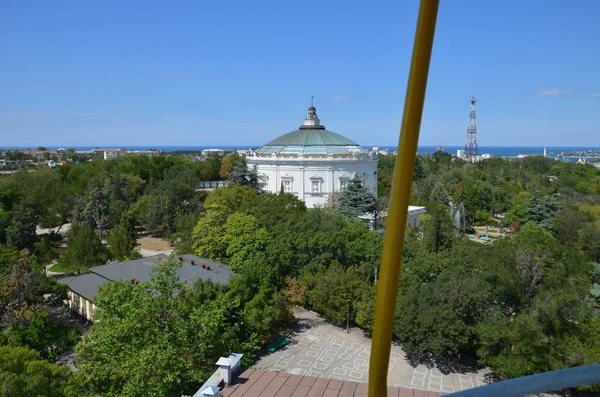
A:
[66, 290, 96, 321]
[247, 154, 378, 208]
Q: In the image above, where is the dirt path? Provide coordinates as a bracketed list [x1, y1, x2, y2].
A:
[137, 236, 173, 257]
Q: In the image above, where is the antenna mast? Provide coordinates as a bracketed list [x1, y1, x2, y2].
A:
[463, 96, 479, 162]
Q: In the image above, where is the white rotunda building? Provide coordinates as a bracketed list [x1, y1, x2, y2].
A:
[246, 104, 378, 208]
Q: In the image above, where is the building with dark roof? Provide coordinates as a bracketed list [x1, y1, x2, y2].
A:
[246, 104, 378, 208]
[59, 254, 234, 321]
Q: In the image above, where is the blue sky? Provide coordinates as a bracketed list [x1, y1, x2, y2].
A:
[1, 0, 599, 147]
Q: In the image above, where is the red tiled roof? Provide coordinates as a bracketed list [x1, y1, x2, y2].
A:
[221, 369, 444, 397]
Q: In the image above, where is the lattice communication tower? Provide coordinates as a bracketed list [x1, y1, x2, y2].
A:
[463, 96, 478, 161]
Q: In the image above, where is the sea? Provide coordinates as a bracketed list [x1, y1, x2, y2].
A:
[3, 145, 600, 161]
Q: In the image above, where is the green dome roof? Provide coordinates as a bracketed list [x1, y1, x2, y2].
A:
[263, 128, 360, 147]
[255, 105, 368, 156]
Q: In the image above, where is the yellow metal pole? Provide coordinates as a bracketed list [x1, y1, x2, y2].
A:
[368, 1, 439, 396]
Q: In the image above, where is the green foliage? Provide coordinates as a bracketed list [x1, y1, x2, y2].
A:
[419, 203, 455, 253]
[9, 310, 80, 361]
[172, 212, 201, 254]
[0, 251, 44, 326]
[192, 185, 259, 262]
[300, 263, 368, 326]
[222, 213, 271, 271]
[219, 153, 244, 179]
[240, 192, 306, 232]
[579, 222, 600, 262]
[202, 185, 257, 225]
[229, 158, 263, 192]
[338, 175, 377, 219]
[33, 236, 60, 267]
[48, 261, 76, 273]
[193, 212, 227, 261]
[396, 251, 494, 356]
[0, 345, 73, 397]
[6, 203, 38, 251]
[107, 222, 140, 261]
[394, 221, 599, 381]
[526, 194, 563, 229]
[62, 223, 108, 273]
[552, 208, 586, 245]
[474, 209, 493, 226]
[75, 259, 287, 396]
[504, 198, 529, 225]
[26, 279, 67, 308]
[2, 148, 600, 392]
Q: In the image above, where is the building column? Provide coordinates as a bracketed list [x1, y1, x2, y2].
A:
[300, 165, 305, 201]
[275, 164, 279, 194]
[86, 300, 92, 321]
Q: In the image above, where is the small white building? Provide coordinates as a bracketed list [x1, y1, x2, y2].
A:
[201, 148, 226, 156]
[246, 105, 378, 208]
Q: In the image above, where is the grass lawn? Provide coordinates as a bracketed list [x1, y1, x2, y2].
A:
[48, 262, 76, 273]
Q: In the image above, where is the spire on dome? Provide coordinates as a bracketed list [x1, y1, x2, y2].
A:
[301, 98, 324, 129]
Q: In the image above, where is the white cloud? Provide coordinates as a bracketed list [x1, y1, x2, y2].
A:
[329, 95, 347, 101]
[535, 88, 576, 97]
[592, 93, 599, 98]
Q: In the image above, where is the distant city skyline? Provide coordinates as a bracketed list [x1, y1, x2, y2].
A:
[1, 0, 599, 146]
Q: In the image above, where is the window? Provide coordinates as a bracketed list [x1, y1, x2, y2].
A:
[339, 177, 349, 191]
[312, 180, 320, 193]
[283, 179, 292, 193]
[309, 176, 323, 194]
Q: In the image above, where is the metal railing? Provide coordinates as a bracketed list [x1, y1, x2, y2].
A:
[446, 364, 600, 396]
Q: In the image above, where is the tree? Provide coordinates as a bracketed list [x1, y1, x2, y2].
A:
[106, 222, 139, 261]
[300, 263, 367, 326]
[6, 203, 38, 251]
[172, 213, 201, 254]
[9, 310, 80, 361]
[474, 209, 493, 227]
[219, 153, 243, 180]
[0, 346, 73, 397]
[132, 192, 179, 236]
[192, 213, 227, 261]
[579, 222, 600, 262]
[478, 294, 600, 381]
[338, 175, 377, 219]
[420, 203, 455, 253]
[552, 209, 586, 245]
[504, 198, 529, 226]
[0, 250, 43, 326]
[202, 185, 257, 225]
[413, 155, 426, 182]
[83, 187, 109, 240]
[526, 194, 562, 230]
[75, 259, 263, 397]
[33, 236, 60, 275]
[229, 158, 263, 192]
[240, 192, 307, 232]
[429, 182, 449, 205]
[222, 213, 271, 272]
[62, 223, 107, 273]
